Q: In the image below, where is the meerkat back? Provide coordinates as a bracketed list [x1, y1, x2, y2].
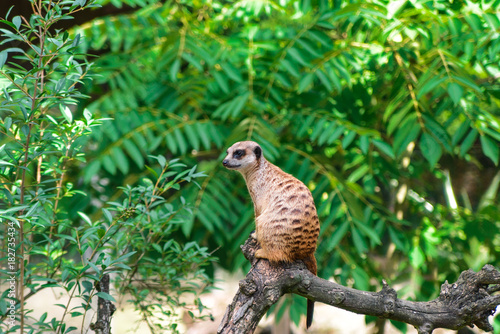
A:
[223, 141, 319, 328]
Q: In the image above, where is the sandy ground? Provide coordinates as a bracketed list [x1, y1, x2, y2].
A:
[15, 270, 493, 334]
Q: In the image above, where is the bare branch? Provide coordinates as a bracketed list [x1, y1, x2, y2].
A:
[218, 236, 499, 334]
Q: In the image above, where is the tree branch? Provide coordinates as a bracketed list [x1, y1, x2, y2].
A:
[218, 236, 499, 334]
[90, 274, 116, 334]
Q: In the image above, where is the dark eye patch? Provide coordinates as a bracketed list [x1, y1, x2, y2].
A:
[233, 149, 245, 159]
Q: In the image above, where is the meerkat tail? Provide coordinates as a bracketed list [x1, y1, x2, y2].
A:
[302, 255, 317, 329]
[302, 255, 317, 275]
[306, 299, 314, 329]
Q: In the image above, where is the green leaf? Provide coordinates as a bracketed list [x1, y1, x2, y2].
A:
[451, 119, 471, 146]
[298, 73, 314, 93]
[77, 211, 92, 225]
[184, 124, 200, 151]
[214, 93, 249, 120]
[170, 58, 181, 82]
[347, 164, 369, 183]
[280, 59, 300, 78]
[417, 76, 447, 99]
[174, 127, 187, 154]
[409, 245, 425, 269]
[318, 122, 337, 145]
[451, 75, 482, 94]
[388, 226, 406, 251]
[96, 292, 116, 302]
[72, 0, 86, 7]
[327, 125, 345, 145]
[387, 102, 412, 136]
[101, 155, 116, 175]
[296, 38, 322, 57]
[0, 51, 7, 68]
[102, 209, 113, 223]
[372, 139, 395, 159]
[25, 200, 41, 217]
[221, 62, 243, 83]
[480, 134, 499, 165]
[3, 117, 12, 132]
[83, 108, 92, 123]
[420, 132, 442, 168]
[359, 135, 369, 155]
[71, 33, 81, 48]
[196, 122, 211, 150]
[315, 69, 333, 92]
[123, 139, 144, 168]
[84, 160, 101, 183]
[297, 114, 316, 138]
[87, 261, 101, 275]
[351, 265, 370, 291]
[342, 131, 357, 149]
[310, 118, 327, 142]
[464, 13, 482, 32]
[274, 72, 292, 88]
[230, 93, 250, 119]
[459, 129, 478, 157]
[165, 132, 178, 154]
[325, 64, 341, 91]
[182, 52, 203, 71]
[212, 71, 229, 94]
[326, 220, 349, 252]
[60, 105, 73, 124]
[353, 219, 381, 245]
[447, 82, 463, 105]
[306, 29, 332, 47]
[148, 154, 167, 169]
[393, 115, 421, 157]
[351, 226, 368, 255]
[287, 47, 310, 67]
[145, 165, 158, 178]
[12, 16, 21, 30]
[111, 147, 129, 174]
[485, 13, 500, 31]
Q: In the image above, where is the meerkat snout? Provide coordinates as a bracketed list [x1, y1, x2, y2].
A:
[222, 141, 262, 172]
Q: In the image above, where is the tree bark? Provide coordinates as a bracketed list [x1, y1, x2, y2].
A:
[90, 274, 116, 334]
[218, 236, 500, 334]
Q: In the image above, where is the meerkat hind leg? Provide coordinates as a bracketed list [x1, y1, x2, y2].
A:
[254, 249, 270, 260]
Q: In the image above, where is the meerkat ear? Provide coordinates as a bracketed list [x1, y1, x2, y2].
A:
[254, 146, 262, 160]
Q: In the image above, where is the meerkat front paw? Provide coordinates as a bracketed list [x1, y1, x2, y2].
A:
[250, 230, 257, 240]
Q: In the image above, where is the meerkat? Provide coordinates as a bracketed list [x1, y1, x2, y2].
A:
[222, 141, 320, 329]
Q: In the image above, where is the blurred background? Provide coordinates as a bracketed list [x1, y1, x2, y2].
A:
[1, 0, 499, 333]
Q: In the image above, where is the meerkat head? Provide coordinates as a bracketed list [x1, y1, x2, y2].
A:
[222, 141, 263, 174]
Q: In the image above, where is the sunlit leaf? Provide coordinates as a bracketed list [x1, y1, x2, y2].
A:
[447, 82, 463, 105]
[420, 132, 442, 168]
[480, 134, 499, 165]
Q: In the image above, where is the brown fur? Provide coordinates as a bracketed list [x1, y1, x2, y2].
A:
[222, 141, 319, 328]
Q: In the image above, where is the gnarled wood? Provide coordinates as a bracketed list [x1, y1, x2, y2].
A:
[218, 236, 500, 334]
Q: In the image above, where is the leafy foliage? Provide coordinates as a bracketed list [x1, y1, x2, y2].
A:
[69, 0, 500, 328]
[0, 1, 213, 333]
[2, 0, 500, 331]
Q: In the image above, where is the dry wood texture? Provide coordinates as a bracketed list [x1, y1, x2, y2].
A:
[218, 236, 500, 334]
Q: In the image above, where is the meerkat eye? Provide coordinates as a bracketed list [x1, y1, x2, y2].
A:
[233, 149, 245, 159]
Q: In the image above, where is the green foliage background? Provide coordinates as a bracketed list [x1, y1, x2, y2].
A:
[79, 0, 500, 280]
[78, 0, 500, 327]
[2, 0, 500, 331]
